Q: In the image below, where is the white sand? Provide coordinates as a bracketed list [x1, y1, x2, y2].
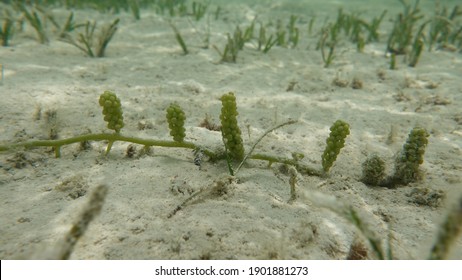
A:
[0, 0, 461, 259]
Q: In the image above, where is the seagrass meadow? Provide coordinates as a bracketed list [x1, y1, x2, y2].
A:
[0, 0, 461, 259]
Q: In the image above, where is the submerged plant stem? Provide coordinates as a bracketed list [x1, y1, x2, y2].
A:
[0, 133, 203, 156]
[234, 120, 297, 175]
[250, 153, 322, 176]
[1, 133, 323, 177]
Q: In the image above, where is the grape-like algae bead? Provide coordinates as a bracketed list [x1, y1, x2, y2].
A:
[220, 92, 245, 161]
[166, 103, 186, 142]
[99, 91, 124, 133]
[321, 120, 350, 173]
[394, 127, 429, 184]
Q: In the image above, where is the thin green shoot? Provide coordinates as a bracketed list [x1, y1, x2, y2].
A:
[60, 18, 119, 58]
[14, 2, 48, 44]
[429, 194, 462, 260]
[128, 0, 140, 20]
[262, 35, 278, 53]
[386, 0, 424, 55]
[319, 25, 337, 68]
[169, 22, 188, 55]
[366, 10, 387, 42]
[214, 6, 221, 20]
[214, 23, 253, 63]
[288, 15, 299, 48]
[234, 120, 297, 175]
[191, 1, 209, 21]
[0, 10, 14, 46]
[95, 18, 119, 57]
[308, 16, 315, 35]
[58, 12, 85, 38]
[390, 52, 396, 69]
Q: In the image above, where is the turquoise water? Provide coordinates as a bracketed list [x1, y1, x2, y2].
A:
[1, 0, 460, 26]
[1, 0, 460, 14]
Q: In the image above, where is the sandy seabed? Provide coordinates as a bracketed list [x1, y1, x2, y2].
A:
[0, 0, 461, 259]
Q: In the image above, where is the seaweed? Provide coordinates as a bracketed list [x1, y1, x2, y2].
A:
[321, 120, 350, 173]
[258, 28, 276, 53]
[60, 18, 119, 57]
[191, 1, 208, 21]
[318, 23, 338, 68]
[169, 21, 188, 55]
[13, 1, 51, 44]
[0, 8, 14, 46]
[429, 194, 462, 259]
[427, 5, 462, 51]
[386, 0, 424, 55]
[0, 91, 333, 178]
[214, 23, 253, 63]
[361, 127, 430, 188]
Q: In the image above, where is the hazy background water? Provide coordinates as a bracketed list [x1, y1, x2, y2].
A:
[212, 0, 460, 14]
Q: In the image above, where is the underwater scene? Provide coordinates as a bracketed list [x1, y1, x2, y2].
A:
[0, 0, 461, 259]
